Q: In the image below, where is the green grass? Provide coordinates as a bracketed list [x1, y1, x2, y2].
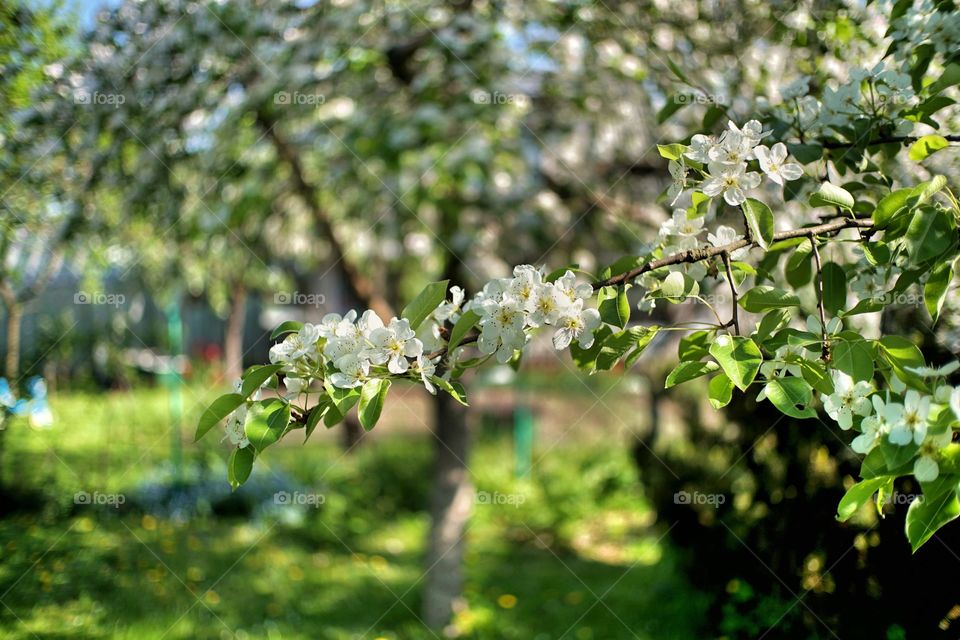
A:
[0, 386, 709, 639]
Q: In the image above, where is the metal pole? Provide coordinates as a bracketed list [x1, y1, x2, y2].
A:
[163, 300, 183, 484]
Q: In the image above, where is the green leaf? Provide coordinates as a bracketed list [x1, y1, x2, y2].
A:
[928, 62, 960, 95]
[195, 393, 244, 442]
[431, 376, 468, 406]
[924, 260, 953, 323]
[702, 105, 725, 130]
[787, 143, 823, 164]
[708, 373, 734, 409]
[358, 379, 391, 430]
[741, 198, 774, 248]
[270, 321, 303, 341]
[754, 309, 791, 345]
[906, 487, 960, 552]
[658, 271, 699, 301]
[323, 402, 344, 428]
[240, 364, 284, 398]
[739, 286, 801, 313]
[678, 331, 711, 360]
[831, 340, 874, 382]
[872, 188, 915, 228]
[915, 175, 948, 204]
[821, 262, 847, 314]
[657, 94, 693, 124]
[665, 57, 692, 85]
[596, 328, 641, 371]
[598, 256, 644, 281]
[324, 382, 361, 415]
[401, 280, 449, 331]
[785, 243, 813, 289]
[908, 134, 950, 161]
[598, 286, 630, 329]
[878, 336, 925, 381]
[227, 446, 255, 490]
[304, 401, 327, 442]
[837, 477, 893, 522]
[860, 242, 890, 266]
[809, 183, 854, 210]
[665, 360, 720, 388]
[763, 377, 816, 419]
[656, 144, 687, 161]
[246, 403, 289, 452]
[904, 206, 955, 264]
[448, 309, 480, 353]
[624, 326, 660, 369]
[709, 335, 762, 391]
[570, 326, 613, 373]
[798, 358, 835, 395]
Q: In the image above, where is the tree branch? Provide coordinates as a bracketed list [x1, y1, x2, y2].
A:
[593, 218, 874, 289]
[721, 251, 739, 335]
[808, 234, 830, 360]
[256, 109, 394, 320]
[822, 133, 960, 149]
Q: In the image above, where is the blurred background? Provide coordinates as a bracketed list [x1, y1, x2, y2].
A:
[1, 0, 960, 638]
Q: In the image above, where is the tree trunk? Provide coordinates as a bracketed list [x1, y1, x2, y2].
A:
[340, 415, 365, 451]
[422, 390, 473, 629]
[224, 285, 247, 381]
[4, 300, 22, 381]
[0, 298, 22, 490]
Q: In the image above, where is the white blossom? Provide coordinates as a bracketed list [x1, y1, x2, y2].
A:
[701, 162, 761, 206]
[852, 395, 900, 454]
[330, 353, 369, 388]
[707, 225, 748, 260]
[477, 297, 527, 364]
[889, 390, 931, 446]
[821, 371, 873, 430]
[754, 143, 804, 185]
[552, 300, 602, 350]
[366, 318, 424, 374]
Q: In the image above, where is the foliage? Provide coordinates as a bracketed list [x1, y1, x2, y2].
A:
[198, 2, 960, 552]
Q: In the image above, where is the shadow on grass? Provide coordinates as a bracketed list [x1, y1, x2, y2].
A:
[0, 509, 705, 640]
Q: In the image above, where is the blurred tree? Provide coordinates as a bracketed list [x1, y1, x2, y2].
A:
[49, 0, 960, 633]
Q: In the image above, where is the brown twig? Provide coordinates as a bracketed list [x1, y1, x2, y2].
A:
[822, 133, 960, 149]
[721, 251, 740, 335]
[593, 218, 875, 289]
[808, 234, 830, 361]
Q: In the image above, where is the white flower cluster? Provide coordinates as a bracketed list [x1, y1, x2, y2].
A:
[268, 309, 436, 393]
[223, 267, 606, 447]
[770, 62, 917, 142]
[822, 363, 960, 482]
[889, 2, 960, 59]
[673, 120, 804, 207]
[468, 265, 602, 362]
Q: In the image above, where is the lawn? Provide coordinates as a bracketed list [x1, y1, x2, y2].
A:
[0, 385, 709, 639]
